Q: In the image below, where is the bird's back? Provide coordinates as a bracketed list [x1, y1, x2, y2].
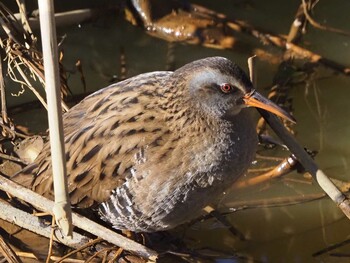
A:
[13, 71, 174, 208]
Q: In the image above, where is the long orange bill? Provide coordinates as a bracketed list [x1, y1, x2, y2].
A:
[243, 90, 296, 123]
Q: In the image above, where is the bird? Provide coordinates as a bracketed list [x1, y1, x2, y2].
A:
[12, 57, 294, 232]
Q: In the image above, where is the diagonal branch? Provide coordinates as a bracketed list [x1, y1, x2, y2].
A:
[0, 175, 158, 260]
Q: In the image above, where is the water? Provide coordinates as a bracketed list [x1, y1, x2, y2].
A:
[3, 0, 350, 262]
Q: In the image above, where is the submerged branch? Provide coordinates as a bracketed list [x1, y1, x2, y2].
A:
[233, 154, 299, 189]
[224, 193, 326, 212]
[248, 56, 350, 220]
[258, 109, 350, 219]
[228, 18, 350, 75]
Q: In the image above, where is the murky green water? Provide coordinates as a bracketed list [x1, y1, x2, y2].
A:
[2, 0, 350, 262]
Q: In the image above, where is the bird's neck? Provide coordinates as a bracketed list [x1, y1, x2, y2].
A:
[158, 77, 249, 137]
[161, 96, 219, 137]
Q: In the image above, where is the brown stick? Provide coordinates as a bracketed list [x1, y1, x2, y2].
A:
[0, 54, 8, 124]
[225, 18, 350, 75]
[0, 152, 28, 165]
[0, 233, 22, 263]
[0, 175, 158, 260]
[286, 3, 306, 43]
[0, 199, 89, 249]
[233, 159, 292, 189]
[55, 238, 103, 263]
[286, 42, 350, 74]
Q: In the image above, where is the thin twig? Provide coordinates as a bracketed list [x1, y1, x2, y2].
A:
[11, 59, 48, 110]
[0, 4, 70, 113]
[16, 252, 86, 262]
[102, 250, 108, 263]
[85, 248, 115, 263]
[313, 238, 350, 257]
[302, 0, 350, 37]
[0, 122, 28, 139]
[255, 154, 284, 161]
[75, 60, 86, 92]
[13, 252, 38, 261]
[0, 233, 22, 263]
[203, 205, 245, 241]
[223, 192, 326, 212]
[0, 4, 22, 44]
[50, 256, 85, 263]
[0, 152, 28, 165]
[248, 55, 257, 87]
[287, 3, 306, 43]
[45, 217, 55, 263]
[0, 55, 8, 124]
[15, 0, 35, 44]
[55, 238, 103, 263]
[248, 166, 278, 173]
[107, 248, 123, 263]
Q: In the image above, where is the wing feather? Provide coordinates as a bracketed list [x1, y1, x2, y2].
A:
[12, 72, 173, 208]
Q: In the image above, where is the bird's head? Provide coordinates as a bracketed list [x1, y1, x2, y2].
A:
[176, 57, 295, 122]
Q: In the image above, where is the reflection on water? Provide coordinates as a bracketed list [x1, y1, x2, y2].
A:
[4, 0, 350, 262]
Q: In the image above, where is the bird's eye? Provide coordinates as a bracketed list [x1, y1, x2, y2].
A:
[220, 83, 235, 94]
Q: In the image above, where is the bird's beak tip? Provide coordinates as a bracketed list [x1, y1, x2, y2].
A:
[243, 91, 296, 124]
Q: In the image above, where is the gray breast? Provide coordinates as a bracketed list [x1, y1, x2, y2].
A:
[97, 110, 257, 232]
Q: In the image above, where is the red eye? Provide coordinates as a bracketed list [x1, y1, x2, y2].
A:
[220, 83, 234, 94]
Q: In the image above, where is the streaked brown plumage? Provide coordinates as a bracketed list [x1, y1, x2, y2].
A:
[12, 57, 293, 232]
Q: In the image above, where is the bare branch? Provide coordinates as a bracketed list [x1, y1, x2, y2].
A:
[302, 0, 350, 37]
[0, 175, 158, 260]
[0, 231, 22, 263]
